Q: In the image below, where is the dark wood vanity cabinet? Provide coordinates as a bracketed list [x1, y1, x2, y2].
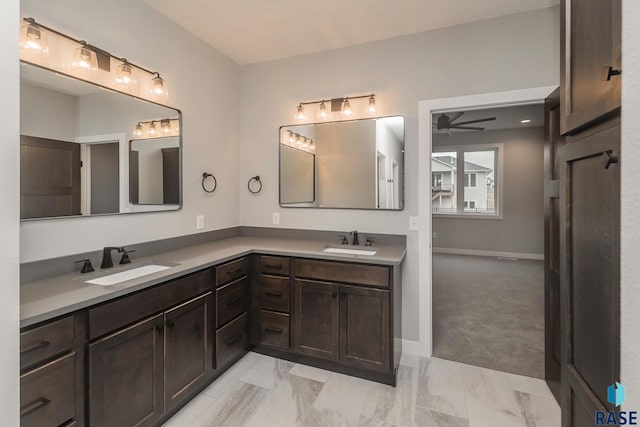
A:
[214, 257, 250, 370]
[253, 256, 398, 384]
[20, 314, 85, 427]
[560, 0, 621, 135]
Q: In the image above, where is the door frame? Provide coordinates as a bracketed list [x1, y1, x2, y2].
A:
[416, 85, 557, 356]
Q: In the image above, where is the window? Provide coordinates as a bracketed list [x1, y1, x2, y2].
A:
[464, 173, 477, 188]
[432, 144, 502, 217]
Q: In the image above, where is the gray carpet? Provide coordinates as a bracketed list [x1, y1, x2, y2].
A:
[432, 253, 545, 379]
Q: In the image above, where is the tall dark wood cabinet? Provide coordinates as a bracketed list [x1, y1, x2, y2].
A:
[558, 0, 621, 425]
[560, 0, 621, 135]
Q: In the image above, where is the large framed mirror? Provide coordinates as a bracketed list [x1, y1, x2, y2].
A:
[20, 61, 182, 220]
[279, 116, 404, 210]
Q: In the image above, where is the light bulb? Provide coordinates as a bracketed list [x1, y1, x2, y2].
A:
[150, 73, 169, 100]
[342, 98, 352, 116]
[148, 121, 157, 135]
[19, 20, 49, 59]
[72, 45, 98, 70]
[295, 134, 302, 145]
[319, 101, 328, 119]
[161, 119, 171, 133]
[309, 140, 314, 150]
[368, 95, 376, 113]
[303, 137, 310, 148]
[288, 130, 295, 143]
[296, 103, 306, 120]
[115, 60, 133, 85]
[134, 123, 143, 137]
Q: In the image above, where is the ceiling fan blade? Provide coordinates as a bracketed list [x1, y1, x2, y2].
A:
[452, 117, 497, 126]
[447, 112, 464, 124]
[451, 126, 485, 131]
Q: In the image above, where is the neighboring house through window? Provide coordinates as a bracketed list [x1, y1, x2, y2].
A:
[431, 144, 502, 217]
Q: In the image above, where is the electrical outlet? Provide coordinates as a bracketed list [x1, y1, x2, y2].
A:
[196, 215, 205, 230]
[272, 212, 280, 225]
[409, 216, 419, 231]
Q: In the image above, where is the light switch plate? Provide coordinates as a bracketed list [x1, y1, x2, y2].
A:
[409, 216, 419, 231]
[272, 212, 280, 225]
[196, 215, 205, 230]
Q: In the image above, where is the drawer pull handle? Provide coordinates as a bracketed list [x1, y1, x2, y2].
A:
[264, 291, 283, 298]
[264, 264, 283, 270]
[20, 341, 50, 355]
[226, 296, 244, 306]
[225, 334, 243, 345]
[20, 397, 51, 418]
[226, 268, 243, 276]
[265, 327, 283, 334]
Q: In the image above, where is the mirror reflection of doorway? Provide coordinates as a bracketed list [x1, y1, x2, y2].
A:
[80, 141, 120, 215]
[377, 151, 387, 208]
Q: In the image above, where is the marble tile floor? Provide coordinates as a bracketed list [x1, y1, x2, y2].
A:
[162, 352, 560, 427]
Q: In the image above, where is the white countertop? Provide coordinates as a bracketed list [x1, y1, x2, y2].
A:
[20, 236, 406, 328]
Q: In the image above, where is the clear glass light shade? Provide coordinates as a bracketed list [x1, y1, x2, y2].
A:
[115, 61, 135, 85]
[148, 121, 157, 135]
[341, 98, 352, 116]
[149, 74, 169, 101]
[319, 101, 328, 119]
[368, 95, 376, 113]
[71, 46, 98, 71]
[134, 123, 144, 137]
[288, 131, 295, 143]
[295, 134, 302, 145]
[161, 119, 171, 133]
[19, 22, 49, 59]
[296, 104, 306, 120]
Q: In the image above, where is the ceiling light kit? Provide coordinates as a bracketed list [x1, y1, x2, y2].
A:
[19, 17, 170, 103]
[295, 94, 376, 121]
[433, 112, 496, 131]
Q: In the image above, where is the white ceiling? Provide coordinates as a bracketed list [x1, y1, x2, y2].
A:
[432, 103, 545, 134]
[144, 0, 558, 65]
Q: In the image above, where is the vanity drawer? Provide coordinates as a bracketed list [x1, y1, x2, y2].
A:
[88, 269, 212, 339]
[20, 316, 74, 371]
[216, 313, 248, 369]
[215, 257, 250, 287]
[216, 277, 249, 328]
[260, 255, 290, 276]
[294, 259, 390, 288]
[20, 352, 76, 427]
[258, 275, 290, 313]
[259, 310, 289, 349]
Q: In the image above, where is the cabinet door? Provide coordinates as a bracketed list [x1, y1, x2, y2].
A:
[560, 0, 621, 134]
[294, 279, 339, 361]
[560, 123, 620, 427]
[165, 292, 213, 411]
[89, 314, 164, 427]
[339, 285, 390, 372]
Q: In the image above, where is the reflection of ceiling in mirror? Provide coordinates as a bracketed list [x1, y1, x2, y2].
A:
[21, 62, 103, 96]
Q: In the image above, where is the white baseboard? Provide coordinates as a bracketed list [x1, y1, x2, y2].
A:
[400, 339, 424, 356]
[433, 247, 544, 261]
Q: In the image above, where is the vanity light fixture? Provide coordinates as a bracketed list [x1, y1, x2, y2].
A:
[161, 119, 171, 133]
[20, 17, 171, 103]
[132, 118, 180, 139]
[19, 18, 48, 58]
[294, 93, 376, 121]
[281, 129, 315, 153]
[148, 121, 157, 135]
[134, 123, 144, 137]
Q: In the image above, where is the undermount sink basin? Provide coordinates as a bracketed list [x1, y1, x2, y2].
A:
[322, 246, 377, 256]
[84, 263, 175, 286]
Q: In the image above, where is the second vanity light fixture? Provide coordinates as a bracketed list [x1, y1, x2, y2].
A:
[19, 17, 170, 103]
[295, 93, 376, 121]
[282, 130, 315, 153]
[133, 118, 180, 139]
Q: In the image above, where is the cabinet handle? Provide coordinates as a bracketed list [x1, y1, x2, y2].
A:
[601, 151, 619, 169]
[226, 296, 244, 306]
[264, 264, 283, 270]
[20, 340, 50, 355]
[226, 268, 242, 276]
[265, 327, 283, 334]
[264, 291, 283, 298]
[20, 397, 51, 418]
[225, 334, 242, 345]
[603, 65, 622, 81]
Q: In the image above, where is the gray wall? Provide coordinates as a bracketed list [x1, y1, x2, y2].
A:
[20, 82, 77, 141]
[280, 145, 315, 204]
[432, 127, 545, 255]
[20, 0, 241, 262]
[239, 7, 560, 341]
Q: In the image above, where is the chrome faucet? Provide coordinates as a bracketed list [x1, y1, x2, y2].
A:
[101, 247, 124, 269]
[350, 231, 360, 246]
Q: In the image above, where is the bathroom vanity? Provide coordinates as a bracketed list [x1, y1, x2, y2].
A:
[19, 236, 405, 427]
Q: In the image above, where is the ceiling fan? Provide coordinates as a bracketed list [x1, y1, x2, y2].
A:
[433, 112, 497, 131]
